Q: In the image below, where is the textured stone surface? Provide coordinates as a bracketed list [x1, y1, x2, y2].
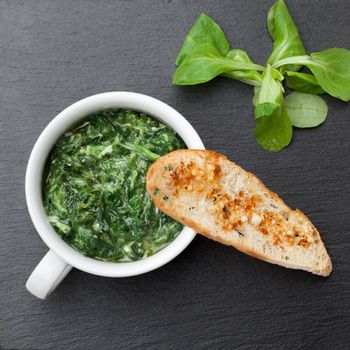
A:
[1, 0, 349, 349]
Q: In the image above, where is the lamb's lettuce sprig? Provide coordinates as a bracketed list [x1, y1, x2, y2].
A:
[173, 0, 350, 152]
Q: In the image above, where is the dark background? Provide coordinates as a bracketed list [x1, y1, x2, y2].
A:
[1, 0, 349, 349]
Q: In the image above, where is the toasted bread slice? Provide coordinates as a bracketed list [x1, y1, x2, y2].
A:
[146, 150, 332, 276]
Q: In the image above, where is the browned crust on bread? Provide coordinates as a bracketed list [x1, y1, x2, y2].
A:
[147, 150, 332, 277]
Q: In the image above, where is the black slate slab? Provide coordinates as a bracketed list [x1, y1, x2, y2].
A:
[1, 0, 349, 349]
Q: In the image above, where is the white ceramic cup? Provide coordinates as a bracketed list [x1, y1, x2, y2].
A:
[26, 92, 205, 299]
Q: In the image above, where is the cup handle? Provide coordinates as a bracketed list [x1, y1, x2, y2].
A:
[26, 250, 72, 299]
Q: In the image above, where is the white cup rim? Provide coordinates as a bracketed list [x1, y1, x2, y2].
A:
[25, 91, 205, 277]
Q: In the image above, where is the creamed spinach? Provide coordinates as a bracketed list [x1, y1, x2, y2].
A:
[44, 109, 185, 262]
